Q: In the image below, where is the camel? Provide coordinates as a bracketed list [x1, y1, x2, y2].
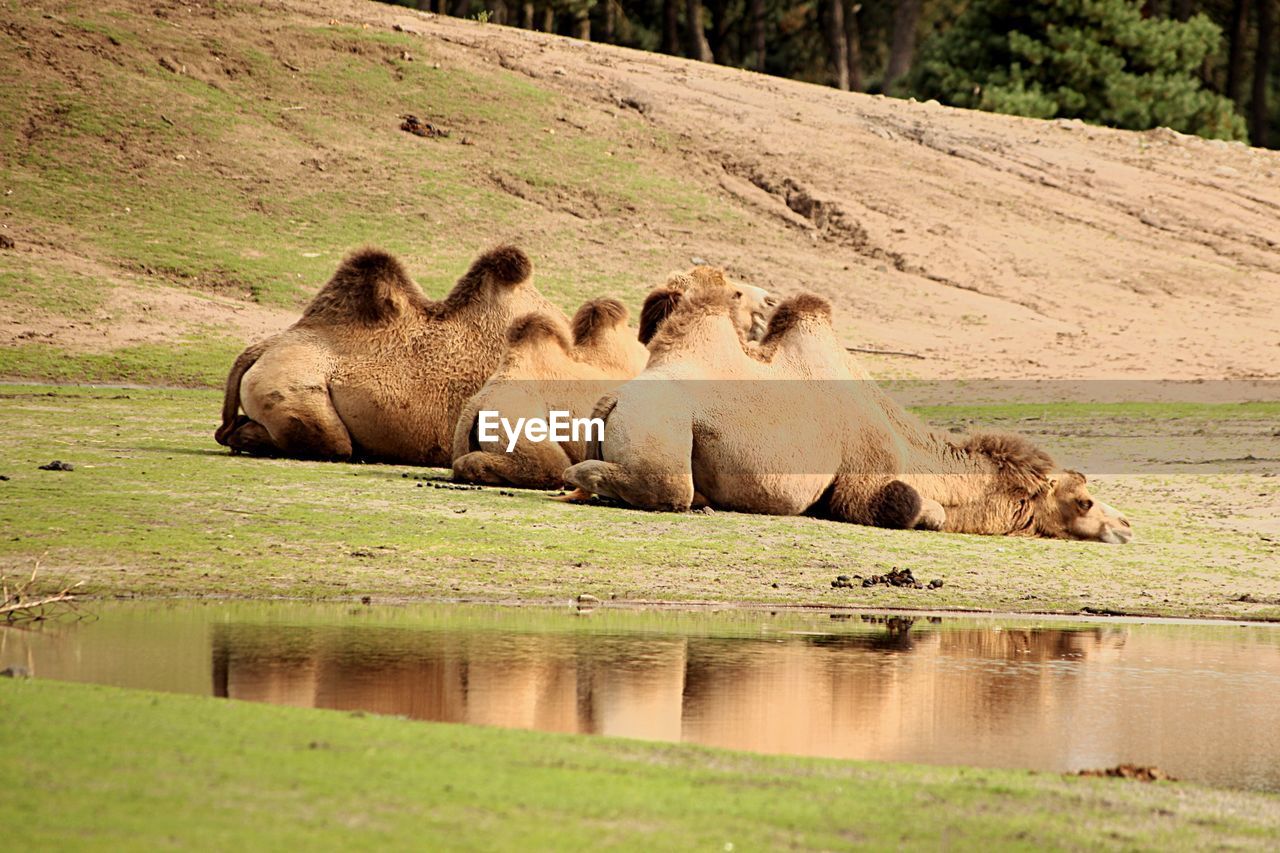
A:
[562, 289, 1133, 543]
[450, 266, 775, 489]
[215, 245, 566, 465]
[450, 298, 648, 489]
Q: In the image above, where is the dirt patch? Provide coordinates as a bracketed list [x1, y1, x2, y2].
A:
[0, 244, 293, 353]
[5, 0, 1280, 382]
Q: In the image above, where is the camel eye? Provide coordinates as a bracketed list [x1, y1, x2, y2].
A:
[1077, 498, 1093, 513]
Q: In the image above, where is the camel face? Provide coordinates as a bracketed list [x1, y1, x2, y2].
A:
[674, 267, 776, 342]
[1038, 472, 1134, 544]
[734, 281, 777, 342]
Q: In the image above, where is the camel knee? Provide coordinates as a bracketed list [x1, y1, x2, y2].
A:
[913, 498, 946, 531]
[222, 418, 280, 457]
[453, 452, 499, 484]
[868, 480, 924, 530]
[563, 460, 615, 497]
[273, 414, 353, 461]
[564, 460, 691, 511]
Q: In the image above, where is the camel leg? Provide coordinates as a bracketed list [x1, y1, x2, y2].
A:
[453, 447, 567, 490]
[829, 475, 944, 530]
[563, 460, 694, 512]
[222, 417, 281, 457]
[246, 387, 354, 462]
[913, 497, 946, 531]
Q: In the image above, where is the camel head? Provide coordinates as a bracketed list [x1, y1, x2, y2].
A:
[643, 266, 776, 345]
[962, 433, 1133, 544]
[571, 298, 649, 374]
[1031, 470, 1134, 544]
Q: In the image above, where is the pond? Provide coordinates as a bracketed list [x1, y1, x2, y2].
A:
[4, 602, 1279, 791]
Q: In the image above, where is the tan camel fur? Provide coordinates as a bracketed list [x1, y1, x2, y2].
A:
[451, 267, 775, 488]
[215, 245, 565, 465]
[450, 299, 648, 488]
[563, 290, 1132, 543]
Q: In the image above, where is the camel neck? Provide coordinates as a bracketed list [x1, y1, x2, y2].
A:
[900, 430, 1032, 536]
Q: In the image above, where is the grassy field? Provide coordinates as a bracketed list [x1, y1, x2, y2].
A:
[3, 678, 1279, 849]
[2, 0, 1278, 842]
[1, 384, 1276, 620]
[0, 0, 739, 388]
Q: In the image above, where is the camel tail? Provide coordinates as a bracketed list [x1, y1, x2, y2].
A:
[215, 340, 269, 446]
[585, 393, 619, 462]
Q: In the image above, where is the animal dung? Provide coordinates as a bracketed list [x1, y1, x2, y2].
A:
[38, 460, 74, 471]
[400, 115, 450, 138]
[833, 569, 929, 589]
[1076, 765, 1177, 783]
[863, 568, 921, 588]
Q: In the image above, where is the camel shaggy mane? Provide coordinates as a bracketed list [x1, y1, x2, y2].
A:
[298, 245, 534, 328]
[957, 431, 1058, 498]
[507, 313, 573, 351]
[572, 298, 630, 345]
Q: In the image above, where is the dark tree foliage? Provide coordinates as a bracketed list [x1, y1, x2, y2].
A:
[908, 0, 1248, 140]
[378, 0, 1276, 146]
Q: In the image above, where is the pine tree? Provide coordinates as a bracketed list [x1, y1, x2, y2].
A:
[909, 0, 1248, 140]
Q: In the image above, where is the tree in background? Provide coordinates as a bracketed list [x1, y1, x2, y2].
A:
[382, 0, 1275, 147]
[908, 0, 1248, 140]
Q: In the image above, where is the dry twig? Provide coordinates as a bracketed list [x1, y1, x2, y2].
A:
[1, 557, 84, 623]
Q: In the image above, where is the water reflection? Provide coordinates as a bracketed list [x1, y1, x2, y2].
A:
[5, 605, 1280, 791]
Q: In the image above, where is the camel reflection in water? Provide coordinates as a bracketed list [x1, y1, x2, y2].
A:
[211, 620, 1123, 761]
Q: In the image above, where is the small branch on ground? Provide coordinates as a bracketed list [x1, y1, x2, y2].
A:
[846, 346, 927, 360]
[1, 557, 84, 624]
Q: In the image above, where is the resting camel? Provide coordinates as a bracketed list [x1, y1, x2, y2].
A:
[562, 289, 1133, 543]
[215, 245, 565, 465]
[450, 267, 775, 489]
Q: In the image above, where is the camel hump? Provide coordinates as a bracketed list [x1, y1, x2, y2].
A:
[443, 245, 533, 310]
[639, 286, 684, 345]
[761, 293, 833, 344]
[571, 298, 629, 345]
[506, 312, 572, 351]
[645, 284, 737, 355]
[301, 248, 420, 325]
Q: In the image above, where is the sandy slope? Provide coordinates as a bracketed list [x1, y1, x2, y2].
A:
[3, 0, 1278, 384]
[358, 1, 1280, 381]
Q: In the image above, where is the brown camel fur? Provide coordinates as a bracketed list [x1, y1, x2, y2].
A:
[215, 245, 566, 465]
[562, 291, 1132, 543]
[451, 267, 775, 489]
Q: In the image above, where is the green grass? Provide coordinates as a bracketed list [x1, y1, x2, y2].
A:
[0, 261, 110, 316]
[0, 340, 245, 387]
[3, 678, 1279, 849]
[1, 384, 1276, 619]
